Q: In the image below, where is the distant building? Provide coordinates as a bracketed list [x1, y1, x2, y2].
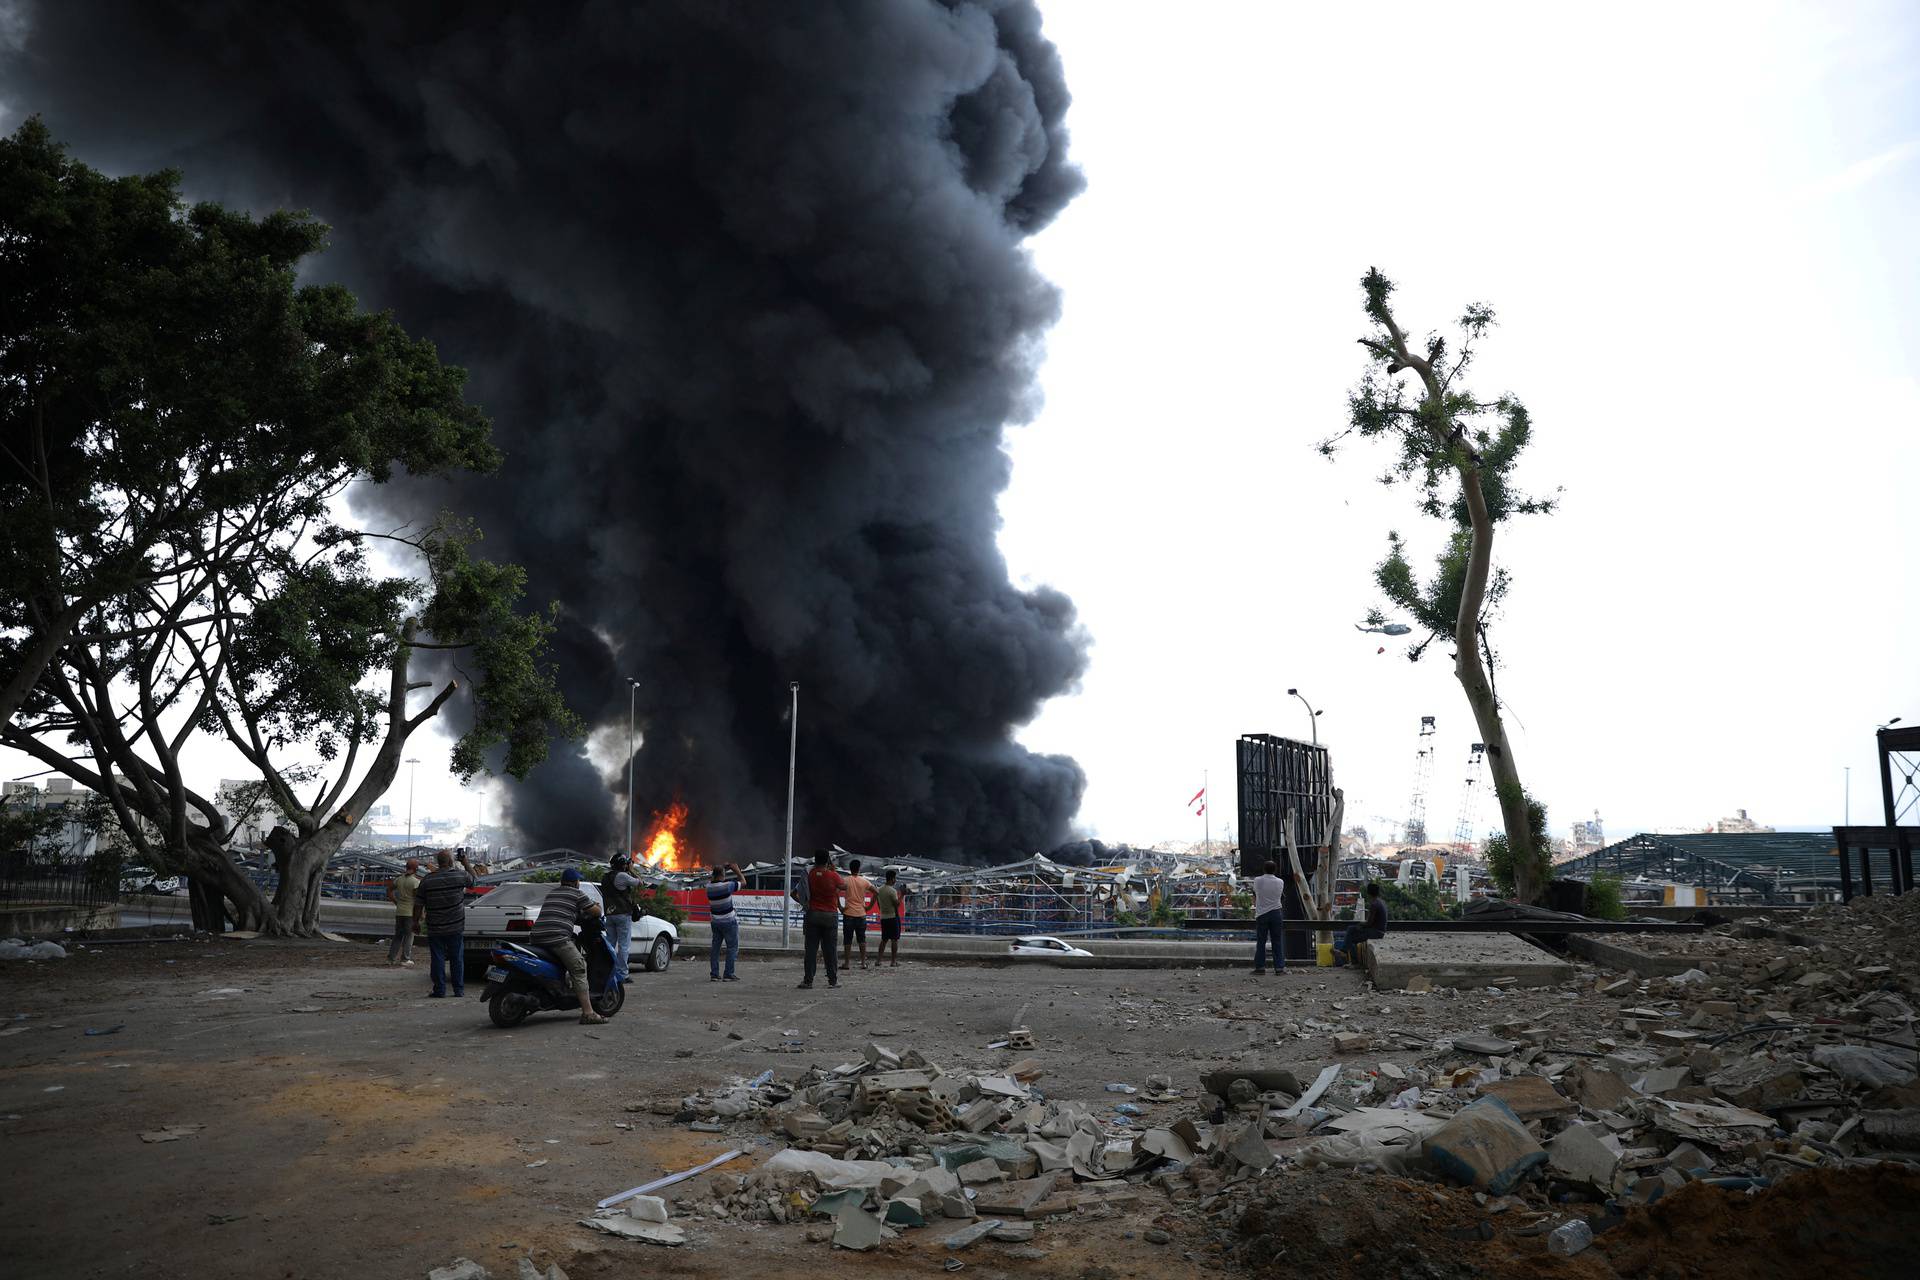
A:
[1713, 808, 1774, 834]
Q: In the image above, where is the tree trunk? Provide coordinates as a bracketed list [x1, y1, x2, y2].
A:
[178, 833, 275, 933]
[268, 822, 354, 938]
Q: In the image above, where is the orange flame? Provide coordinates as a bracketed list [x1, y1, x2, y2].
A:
[635, 800, 690, 872]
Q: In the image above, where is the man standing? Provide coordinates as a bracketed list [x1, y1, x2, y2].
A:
[873, 867, 907, 968]
[706, 862, 742, 982]
[385, 857, 422, 966]
[839, 857, 876, 973]
[601, 853, 639, 985]
[798, 849, 843, 990]
[417, 849, 474, 998]
[1249, 861, 1288, 975]
[1338, 881, 1390, 968]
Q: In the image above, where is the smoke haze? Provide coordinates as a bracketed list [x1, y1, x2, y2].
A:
[4, 0, 1090, 862]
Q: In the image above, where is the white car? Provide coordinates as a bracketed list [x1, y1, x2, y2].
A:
[1008, 935, 1093, 959]
[464, 881, 678, 973]
[119, 867, 182, 895]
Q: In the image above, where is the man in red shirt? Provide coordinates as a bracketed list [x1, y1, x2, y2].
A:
[798, 848, 844, 989]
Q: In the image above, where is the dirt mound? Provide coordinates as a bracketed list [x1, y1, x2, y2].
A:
[1218, 1167, 1920, 1280]
[1597, 1165, 1920, 1280]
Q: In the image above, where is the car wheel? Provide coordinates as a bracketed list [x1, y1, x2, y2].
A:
[644, 936, 672, 973]
[592, 982, 627, 1018]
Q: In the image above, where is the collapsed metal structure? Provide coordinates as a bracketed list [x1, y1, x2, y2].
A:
[1556, 831, 1847, 905]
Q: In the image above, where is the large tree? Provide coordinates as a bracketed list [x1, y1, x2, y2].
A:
[1326, 268, 1557, 902]
[0, 122, 579, 933]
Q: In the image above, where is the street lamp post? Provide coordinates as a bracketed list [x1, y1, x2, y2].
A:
[1286, 688, 1322, 747]
[626, 678, 641, 860]
[783, 681, 799, 948]
[404, 757, 421, 846]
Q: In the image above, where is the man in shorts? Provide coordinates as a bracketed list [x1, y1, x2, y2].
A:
[530, 867, 608, 1025]
[839, 857, 876, 973]
[873, 867, 907, 967]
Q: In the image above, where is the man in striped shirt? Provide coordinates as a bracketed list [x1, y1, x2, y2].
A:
[416, 850, 474, 998]
[706, 862, 742, 982]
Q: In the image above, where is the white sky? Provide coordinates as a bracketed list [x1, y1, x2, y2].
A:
[8, 1, 1916, 851]
[1001, 0, 1920, 845]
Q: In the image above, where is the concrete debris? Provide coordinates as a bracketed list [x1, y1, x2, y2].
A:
[623, 891, 1920, 1259]
[427, 1262, 490, 1280]
[0, 940, 68, 960]
[138, 1124, 203, 1143]
[581, 1217, 687, 1246]
[1425, 1096, 1547, 1194]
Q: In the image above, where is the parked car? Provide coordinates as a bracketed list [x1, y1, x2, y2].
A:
[119, 866, 182, 895]
[1008, 935, 1092, 959]
[463, 881, 677, 974]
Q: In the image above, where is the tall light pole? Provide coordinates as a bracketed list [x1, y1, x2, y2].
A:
[625, 677, 641, 860]
[1845, 766, 1850, 826]
[1286, 688, 1321, 747]
[404, 757, 421, 846]
[783, 681, 799, 948]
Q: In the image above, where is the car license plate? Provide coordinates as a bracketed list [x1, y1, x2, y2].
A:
[485, 966, 509, 982]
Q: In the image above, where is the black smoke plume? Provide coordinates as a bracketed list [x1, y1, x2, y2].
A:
[4, 1, 1089, 862]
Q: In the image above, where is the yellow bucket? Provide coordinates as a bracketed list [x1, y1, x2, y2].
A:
[1316, 942, 1335, 967]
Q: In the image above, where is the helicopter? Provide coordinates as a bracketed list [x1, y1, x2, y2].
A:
[1354, 621, 1412, 636]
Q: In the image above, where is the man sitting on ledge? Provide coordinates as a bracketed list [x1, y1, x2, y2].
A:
[1337, 881, 1389, 968]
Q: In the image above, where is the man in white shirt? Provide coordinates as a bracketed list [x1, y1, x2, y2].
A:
[1249, 861, 1288, 975]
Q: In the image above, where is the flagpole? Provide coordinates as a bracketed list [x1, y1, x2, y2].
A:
[1203, 769, 1209, 854]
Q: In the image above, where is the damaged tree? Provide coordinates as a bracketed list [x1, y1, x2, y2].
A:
[1325, 269, 1557, 902]
[0, 126, 579, 933]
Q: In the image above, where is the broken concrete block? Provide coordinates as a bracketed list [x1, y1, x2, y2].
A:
[1332, 1032, 1371, 1054]
[1636, 1066, 1690, 1096]
[1224, 1121, 1275, 1171]
[624, 1195, 669, 1223]
[832, 1203, 888, 1251]
[883, 1196, 926, 1228]
[988, 1221, 1036, 1242]
[1598, 978, 1634, 997]
[864, 1042, 902, 1068]
[1666, 1141, 1714, 1175]
[1650, 1029, 1701, 1047]
[1569, 1066, 1634, 1111]
[958, 1100, 1009, 1133]
[1406, 973, 1433, 993]
[943, 1219, 1004, 1250]
[1708, 1058, 1805, 1109]
[429, 1262, 490, 1280]
[1547, 1123, 1621, 1186]
[1453, 1035, 1518, 1057]
[972, 1173, 1061, 1217]
[1477, 1075, 1577, 1120]
[955, 1158, 1004, 1185]
[939, 1193, 974, 1219]
[1425, 1096, 1548, 1194]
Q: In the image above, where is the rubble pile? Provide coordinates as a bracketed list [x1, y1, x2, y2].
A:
[588, 896, 1920, 1268]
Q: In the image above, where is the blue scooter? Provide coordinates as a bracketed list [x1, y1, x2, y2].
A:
[481, 913, 626, 1028]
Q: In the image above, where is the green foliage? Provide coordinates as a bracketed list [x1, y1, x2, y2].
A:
[1114, 909, 1142, 927]
[1148, 896, 1182, 927]
[0, 797, 71, 859]
[1483, 790, 1552, 899]
[1228, 890, 1253, 920]
[0, 121, 581, 873]
[1376, 877, 1446, 921]
[1586, 873, 1627, 922]
[1323, 267, 1557, 660]
[634, 884, 686, 927]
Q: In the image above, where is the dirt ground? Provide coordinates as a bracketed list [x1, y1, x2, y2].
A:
[2, 936, 1915, 1279]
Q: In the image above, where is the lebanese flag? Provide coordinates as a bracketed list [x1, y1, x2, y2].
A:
[1188, 786, 1207, 816]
